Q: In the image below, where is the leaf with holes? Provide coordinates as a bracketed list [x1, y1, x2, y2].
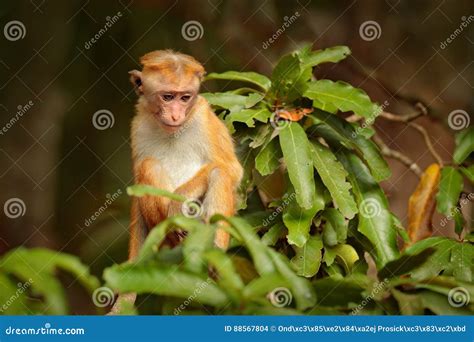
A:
[290, 235, 324, 277]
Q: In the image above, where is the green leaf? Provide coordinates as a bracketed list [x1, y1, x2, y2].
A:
[310, 141, 357, 219]
[200, 92, 248, 111]
[205, 249, 244, 301]
[404, 237, 474, 282]
[436, 167, 464, 234]
[261, 222, 287, 246]
[225, 108, 272, 133]
[391, 289, 424, 315]
[249, 124, 272, 149]
[236, 143, 255, 210]
[104, 264, 228, 307]
[268, 250, 317, 310]
[255, 136, 282, 176]
[0, 273, 28, 314]
[392, 214, 410, 243]
[243, 274, 289, 301]
[279, 122, 316, 209]
[283, 184, 324, 247]
[453, 127, 473, 164]
[0, 248, 99, 315]
[270, 52, 312, 103]
[127, 184, 185, 202]
[137, 217, 203, 262]
[323, 244, 359, 274]
[183, 224, 215, 273]
[436, 167, 463, 216]
[290, 235, 323, 277]
[378, 248, 436, 280]
[436, 166, 464, 234]
[311, 110, 391, 181]
[214, 216, 276, 275]
[205, 71, 271, 91]
[337, 151, 399, 268]
[301, 46, 351, 69]
[417, 291, 473, 315]
[304, 80, 381, 118]
[460, 165, 474, 183]
[313, 274, 369, 307]
[322, 208, 348, 246]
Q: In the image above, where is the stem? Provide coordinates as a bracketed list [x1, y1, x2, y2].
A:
[373, 134, 423, 178]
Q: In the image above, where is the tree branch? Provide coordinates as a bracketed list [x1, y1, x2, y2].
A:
[373, 134, 423, 178]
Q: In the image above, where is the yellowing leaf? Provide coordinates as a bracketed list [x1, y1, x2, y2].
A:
[407, 164, 441, 245]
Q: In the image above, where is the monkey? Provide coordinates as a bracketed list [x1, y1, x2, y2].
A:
[127, 49, 243, 257]
[109, 50, 242, 314]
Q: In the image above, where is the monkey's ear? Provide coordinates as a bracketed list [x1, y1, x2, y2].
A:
[129, 70, 143, 96]
[197, 70, 207, 81]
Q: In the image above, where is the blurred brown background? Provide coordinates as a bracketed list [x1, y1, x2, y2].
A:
[0, 0, 472, 312]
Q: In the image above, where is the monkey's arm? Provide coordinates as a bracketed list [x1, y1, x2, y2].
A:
[167, 163, 214, 217]
[134, 157, 171, 228]
[129, 198, 147, 259]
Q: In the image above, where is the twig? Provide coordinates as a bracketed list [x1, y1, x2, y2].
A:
[408, 122, 444, 167]
[373, 134, 423, 178]
[378, 109, 444, 167]
[380, 105, 427, 123]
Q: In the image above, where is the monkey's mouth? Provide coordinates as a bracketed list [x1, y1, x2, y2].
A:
[161, 122, 183, 129]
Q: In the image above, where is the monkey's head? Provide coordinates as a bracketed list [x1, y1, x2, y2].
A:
[129, 50, 205, 132]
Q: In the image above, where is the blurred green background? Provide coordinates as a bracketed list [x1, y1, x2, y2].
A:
[0, 0, 472, 313]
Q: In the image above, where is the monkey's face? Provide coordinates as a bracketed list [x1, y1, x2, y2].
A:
[151, 89, 197, 130]
[129, 66, 201, 132]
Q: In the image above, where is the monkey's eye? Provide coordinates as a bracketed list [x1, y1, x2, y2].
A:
[180, 95, 192, 102]
[162, 94, 175, 102]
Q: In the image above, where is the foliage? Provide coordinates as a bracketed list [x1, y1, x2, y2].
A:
[103, 45, 473, 315]
[2, 45, 473, 315]
[0, 248, 100, 315]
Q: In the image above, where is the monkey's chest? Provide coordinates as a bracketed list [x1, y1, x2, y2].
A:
[161, 151, 205, 190]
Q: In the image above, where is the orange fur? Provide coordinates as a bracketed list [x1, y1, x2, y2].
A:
[128, 50, 242, 258]
[111, 52, 241, 314]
